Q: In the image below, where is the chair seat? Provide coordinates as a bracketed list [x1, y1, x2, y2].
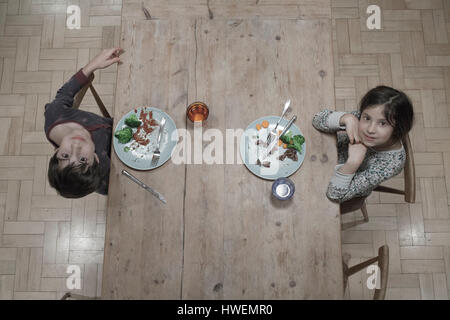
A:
[340, 196, 367, 214]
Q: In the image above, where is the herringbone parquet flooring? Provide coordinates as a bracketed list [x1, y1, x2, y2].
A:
[0, 0, 449, 300]
[0, 0, 121, 299]
[333, 0, 450, 300]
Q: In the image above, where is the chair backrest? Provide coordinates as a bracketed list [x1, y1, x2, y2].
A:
[72, 73, 112, 119]
[372, 133, 415, 203]
[344, 245, 389, 300]
[373, 245, 389, 300]
[402, 133, 415, 203]
[73, 73, 94, 110]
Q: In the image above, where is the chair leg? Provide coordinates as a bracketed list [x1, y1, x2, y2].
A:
[342, 261, 349, 292]
[61, 292, 99, 300]
[361, 201, 369, 222]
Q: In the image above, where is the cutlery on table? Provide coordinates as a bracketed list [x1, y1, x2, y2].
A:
[121, 169, 167, 204]
[142, 4, 152, 20]
[266, 99, 291, 144]
[258, 115, 297, 162]
[151, 117, 166, 167]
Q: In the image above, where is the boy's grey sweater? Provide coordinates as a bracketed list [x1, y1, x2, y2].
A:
[312, 109, 406, 203]
[44, 69, 112, 195]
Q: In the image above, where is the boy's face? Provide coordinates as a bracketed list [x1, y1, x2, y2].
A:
[358, 104, 395, 148]
[56, 131, 99, 169]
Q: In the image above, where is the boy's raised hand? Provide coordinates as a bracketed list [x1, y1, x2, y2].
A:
[82, 48, 125, 77]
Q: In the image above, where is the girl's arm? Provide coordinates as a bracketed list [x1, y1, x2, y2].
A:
[326, 152, 405, 203]
[312, 109, 360, 133]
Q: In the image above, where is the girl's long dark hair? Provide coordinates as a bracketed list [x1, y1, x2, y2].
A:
[359, 86, 414, 142]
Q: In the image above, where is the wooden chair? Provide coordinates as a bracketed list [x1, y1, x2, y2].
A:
[343, 245, 389, 300]
[340, 133, 415, 222]
[73, 72, 112, 119]
[61, 292, 100, 300]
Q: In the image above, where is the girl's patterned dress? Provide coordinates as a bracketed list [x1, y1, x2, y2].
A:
[312, 109, 406, 203]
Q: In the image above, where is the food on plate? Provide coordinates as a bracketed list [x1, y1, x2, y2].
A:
[280, 132, 305, 153]
[268, 145, 278, 155]
[130, 109, 157, 146]
[256, 159, 271, 168]
[114, 108, 161, 150]
[279, 149, 298, 162]
[252, 123, 305, 167]
[124, 114, 141, 127]
[256, 139, 269, 148]
[114, 127, 133, 144]
[255, 119, 276, 132]
[255, 139, 278, 155]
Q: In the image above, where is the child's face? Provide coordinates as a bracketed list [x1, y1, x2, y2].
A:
[358, 105, 395, 148]
[56, 131, 99, 169]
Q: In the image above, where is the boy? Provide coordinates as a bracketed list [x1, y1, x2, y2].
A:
[45, 48, 124, 198]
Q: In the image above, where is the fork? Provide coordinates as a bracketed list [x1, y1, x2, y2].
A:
[151, 117, 166, 167]
[266, 99, 291, 144]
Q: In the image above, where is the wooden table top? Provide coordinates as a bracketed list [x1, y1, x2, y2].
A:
[102, 15, 342, 299]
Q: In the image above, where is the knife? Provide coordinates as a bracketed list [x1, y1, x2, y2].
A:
[258, 115, 297, 162]
[121, 170, 167, 204]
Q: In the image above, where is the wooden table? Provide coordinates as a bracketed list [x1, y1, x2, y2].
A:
[102, 5, 342, 299]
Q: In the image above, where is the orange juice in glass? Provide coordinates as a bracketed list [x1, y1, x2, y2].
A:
[187, 102, 209, 122]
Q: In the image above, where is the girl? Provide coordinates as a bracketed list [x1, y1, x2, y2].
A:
[312, 86, 414, 203]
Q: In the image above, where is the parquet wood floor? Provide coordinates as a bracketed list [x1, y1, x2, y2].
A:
[0, 0, 449, 299]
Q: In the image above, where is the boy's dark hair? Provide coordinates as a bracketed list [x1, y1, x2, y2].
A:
[48, 153, 101, 198]
[359, 85, 414, 142]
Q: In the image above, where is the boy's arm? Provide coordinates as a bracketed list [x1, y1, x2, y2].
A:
[45, 47, 124, 110]
[45, 70, 91, 110]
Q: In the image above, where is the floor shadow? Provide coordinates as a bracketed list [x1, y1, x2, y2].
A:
[341, 218, 368, 231]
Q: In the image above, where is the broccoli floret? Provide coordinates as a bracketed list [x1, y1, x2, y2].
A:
[125, 114, 141, 127]
[280, 132, 305, 153]
[115, 127, 133, 144]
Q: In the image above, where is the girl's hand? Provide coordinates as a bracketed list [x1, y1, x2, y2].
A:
[82, 48, 125, 77]
[340, 113, 360, 144]
[347, 142, 367, 166]
[338, 142, 367, 174]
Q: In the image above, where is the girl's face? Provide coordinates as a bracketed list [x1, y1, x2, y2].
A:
[358, 105, 395, 148]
